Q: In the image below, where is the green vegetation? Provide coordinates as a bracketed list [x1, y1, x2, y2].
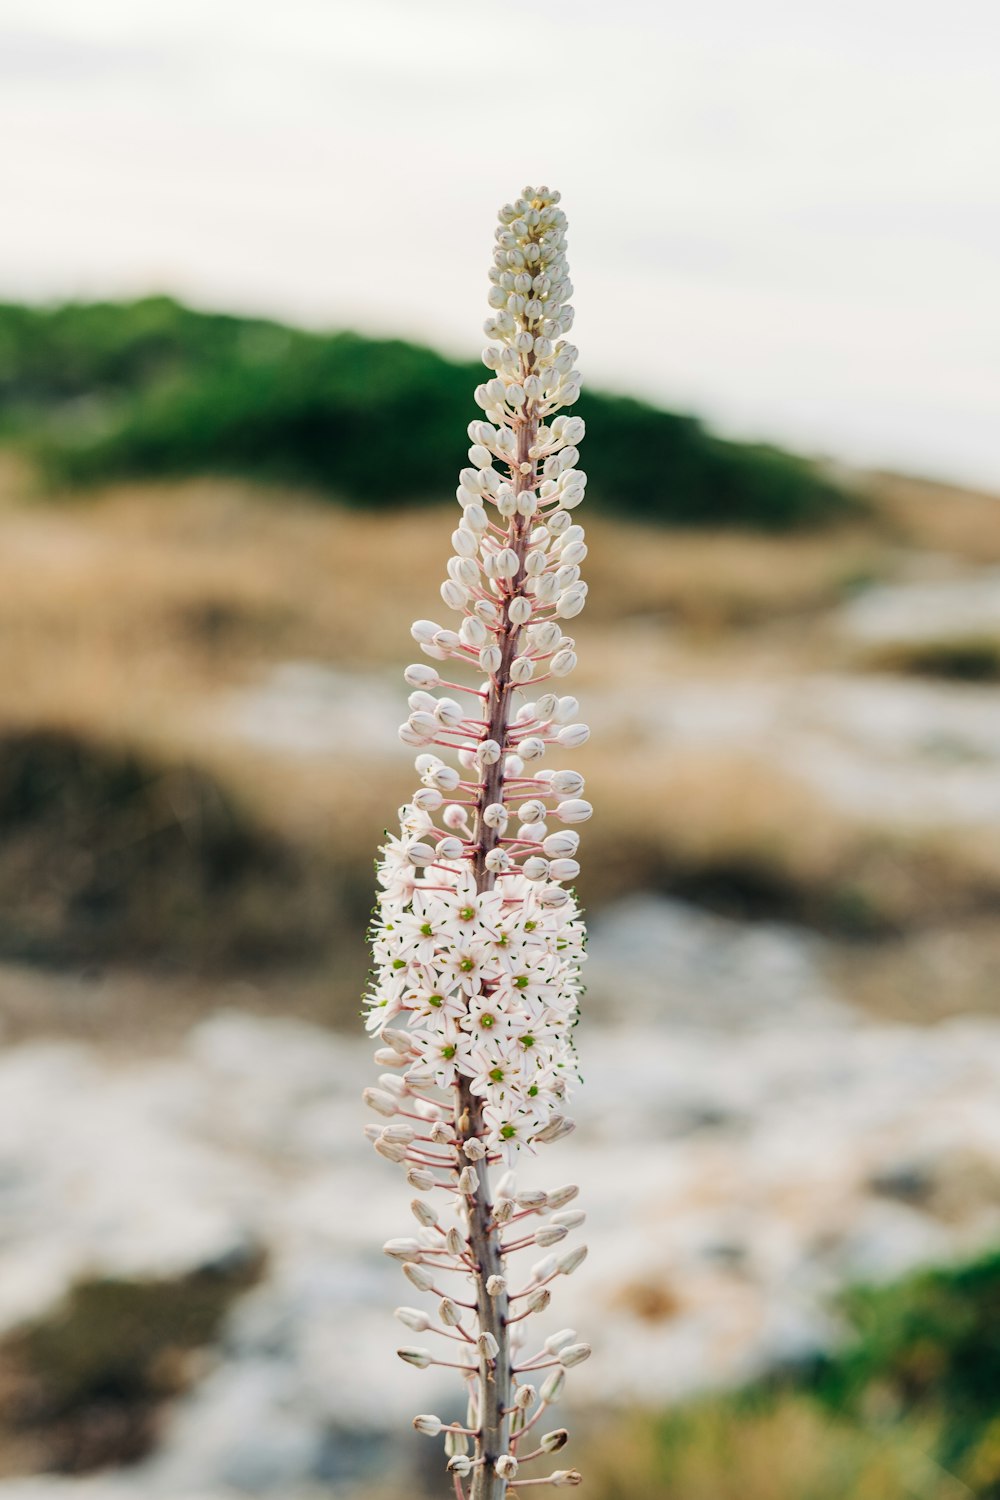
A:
[0, 296, 852, 529]
[579, 1248, 1000, 1499]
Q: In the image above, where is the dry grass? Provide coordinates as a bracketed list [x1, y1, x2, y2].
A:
[577, 1398, 962, 1500]
[3, 462, 1000, 1023]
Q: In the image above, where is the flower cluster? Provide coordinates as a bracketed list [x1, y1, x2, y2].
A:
[364, 186, 589, 1498]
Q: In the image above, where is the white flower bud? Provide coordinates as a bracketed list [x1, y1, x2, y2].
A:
[525, 1286, 552, 1314]
[406, 841, 437, 865]
[486, 1274, 507, 1296]
[384, 1237, 423, 1262]
[458, 1166, 478, 1194]
[519, 737, 546, 761]
[480, 645, 502, 674]
[460, 615, 487, 648]
[495, 1455, 518, 1478]
[363, 1088, 399, 1117]
[544, 1328, 577, 1354]
[551, 1209, 585, 1229]
[436, 836, 463, 860]
[509, 596, 533, 626]
[411, 619, 443, 644]
[493, 1196, 516, 1224]
[447, 1456, 473, 1477]
[535, 1224, 569, 1247]
[495, 548, 520, 578]
[541, 1428, 570, 1453]
[485, 847, 511, 873]
[557, 1245, 588, 1275]
[478, 1331, 500, 1360]
[446, 1226, 465, 1256]
[559, 1343, 591, 1368]
[463, 503, 489, 532]
[551, 1470, 583, 1487]
[439, 1297, 463, 1326]
[477, 738, 502, 765]
[515, 1383, 537, 1410]
[539, 1368, 566, 1403]
[482, 802, 508, 831]
[413, 1414, 443, 1436]
[518, 799, 547, 824]
[396, 1306, 431, 1331]
[546, 1184, 580, 1209]
[411, 787, 443, 812]
[397, 1346, 432, 1368]
[556, 799, 592, 823]
[402, 1262, 436, 1292]
[510, 656, 535, 684]
[548, 858, 580, 881]
[522, 857, 550, 880]
[445, 1427, 470, 1457]
[516, 1188, 548, 1208]
[542, 830, 580, 857]
[411, 1199, 439, 1227]
[463, 1135, 487, 1160]
[407, 1167, 436, 1191]
[556, 722, 589, 748]
[375, 1136, 407, 1162]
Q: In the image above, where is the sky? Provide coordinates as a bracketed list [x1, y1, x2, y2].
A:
[1, 0, 998, 488]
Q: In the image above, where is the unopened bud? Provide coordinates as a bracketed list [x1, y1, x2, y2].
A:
[550, 1209, 586, 1229]
[374, 1137, 407, 1162]
[541, 1428, 570, 1453]
[407, 1167, 436, 1191]
[552, 1470, 583, 1487]
[495, 1455, 518, 1478]
[559, 1342, 591, 1368]
[525, 1286, 552, 1314]
[540, 1368, 566, 1403]
[447, 1455, 473, 1476]
[486, 1274, 507, 1296]
[478, 1331, 500, 1360]
[411, 1199, 438, 1228]
[515, 1383, 537, 1410]
[458, 1166, 478, 1194]
[395, 1306, 431, 1332]
[463, 1137, 487, 1161]
[398, 1346, 432, 1368]
[544, 1328, 577, 1354]
[363, 1088, 398, 1118]
[383, 1237, 422, 1262]
[535, 1225, 569, 1247]
[446, 1227, 465, 1256]
[546, 1184, 579, 1210]
[413, 1414, 443, 1436]
[445, 1427, 469, 1457]
[516, 1189, 548, 1209]
[402, 1262, 436, 1292]
[557, 1245, 588, 1275]
[493, 1196, 515, 1224]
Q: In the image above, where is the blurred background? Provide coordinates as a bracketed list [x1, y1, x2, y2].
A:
[1, 1, 999, 1496]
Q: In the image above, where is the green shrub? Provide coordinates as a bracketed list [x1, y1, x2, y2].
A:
[0, 297, 854, 529]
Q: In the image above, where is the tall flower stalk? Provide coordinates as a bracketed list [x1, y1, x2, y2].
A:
[364, 186, 590, 1498]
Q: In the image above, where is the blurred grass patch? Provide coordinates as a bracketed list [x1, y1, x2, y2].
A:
[863, 637, 1000, 683]
[578, 1247, 1000, 1499]
[0, 1251, 263, 1474]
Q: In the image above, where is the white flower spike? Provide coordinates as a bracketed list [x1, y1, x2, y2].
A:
[365, 187, 590, 1500]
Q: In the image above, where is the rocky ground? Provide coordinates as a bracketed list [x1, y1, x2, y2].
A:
[3, 898, 1000, 1498]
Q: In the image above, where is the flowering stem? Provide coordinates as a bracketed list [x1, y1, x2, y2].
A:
[458, 382, 536, 1500]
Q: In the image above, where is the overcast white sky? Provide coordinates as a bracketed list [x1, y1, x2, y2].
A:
[1, 0, 998, 487]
